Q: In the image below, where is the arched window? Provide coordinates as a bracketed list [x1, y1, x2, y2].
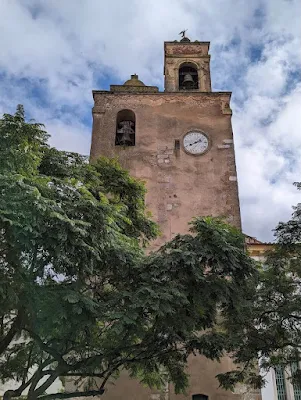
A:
[179, 63, 199, 90]
[192, 394, 208, 400]
[115, 109, 136, 146]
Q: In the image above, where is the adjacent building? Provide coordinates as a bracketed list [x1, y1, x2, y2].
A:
[247, 237, 301, 400]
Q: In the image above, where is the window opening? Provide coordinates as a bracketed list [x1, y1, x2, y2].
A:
[115, 109, 135, 146]
[179, 63, 198, 90]
[275, 366, 287, 400]
[291, 362, 301, 400]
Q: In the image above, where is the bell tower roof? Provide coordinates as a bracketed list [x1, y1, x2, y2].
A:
[180, 36, 191, 42]
[123, 74, 145, 87]
[108, 74, 158, 93]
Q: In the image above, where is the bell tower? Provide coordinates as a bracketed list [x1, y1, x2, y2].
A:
[164, 36, 211, 92]
[90, 36, 245, 400]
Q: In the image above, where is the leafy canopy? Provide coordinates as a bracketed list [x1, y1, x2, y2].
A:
[0, 106, 259, 400]
[236, 183, 301, 388]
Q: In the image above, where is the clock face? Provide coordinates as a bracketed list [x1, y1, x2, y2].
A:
[183, 131, 209, 155]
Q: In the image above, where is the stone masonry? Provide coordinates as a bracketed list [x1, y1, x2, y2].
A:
[89, 38, 247, 400]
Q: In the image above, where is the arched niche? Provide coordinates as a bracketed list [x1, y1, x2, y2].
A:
[115, 109, 136, 146]
[178, 62, 199, 90]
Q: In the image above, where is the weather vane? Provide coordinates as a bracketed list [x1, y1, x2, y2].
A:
[179, 29, 188, 38]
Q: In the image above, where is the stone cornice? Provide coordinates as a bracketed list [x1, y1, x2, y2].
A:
[165, 54, 211, 58]
[164, 41, 210, 46]
[92, 90, 232, 99]
[109, 85, 159, 93]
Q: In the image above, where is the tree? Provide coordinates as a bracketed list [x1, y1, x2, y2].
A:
[0, 106, 259, 400]
[230, 183, 301, 389]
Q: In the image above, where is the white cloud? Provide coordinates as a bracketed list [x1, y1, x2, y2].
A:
[0, 0, 300, 241]
[46, 119, 91, 154]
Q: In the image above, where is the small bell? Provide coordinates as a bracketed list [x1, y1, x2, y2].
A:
[182, 73, 194, 87]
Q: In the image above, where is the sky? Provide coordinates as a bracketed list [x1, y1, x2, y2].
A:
[0, 0, 300, 242]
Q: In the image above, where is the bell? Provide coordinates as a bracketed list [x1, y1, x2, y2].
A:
[182, 73, 194, 86]
[119, 131, 133, 146]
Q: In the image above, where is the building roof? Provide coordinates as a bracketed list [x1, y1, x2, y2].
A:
[244, 235, 264, 245]
[244, 234, 274, 245]
[244, 234, 274, 258]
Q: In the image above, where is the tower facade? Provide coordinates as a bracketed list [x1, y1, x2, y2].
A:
[90, 37, 242, 400]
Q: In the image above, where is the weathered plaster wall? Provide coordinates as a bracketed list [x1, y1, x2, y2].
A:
[91, 92, 241, 250]
[92, 356, 243, 400]
[89, 90, 244, 400]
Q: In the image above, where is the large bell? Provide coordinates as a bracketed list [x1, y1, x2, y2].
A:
[182, 73, 194, 87]
[119, 131, 133, 146]
[117, 120, 134, 146]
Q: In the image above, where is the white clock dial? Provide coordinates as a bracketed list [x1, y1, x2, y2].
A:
[183, 131, 209, 155]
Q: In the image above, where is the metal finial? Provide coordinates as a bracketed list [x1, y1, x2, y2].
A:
[179, 29, 188, 38]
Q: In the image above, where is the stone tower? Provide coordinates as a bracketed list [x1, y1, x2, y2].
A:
[90, 36, 242, 400]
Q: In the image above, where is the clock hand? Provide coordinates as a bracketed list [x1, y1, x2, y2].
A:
[188, 139, 204, 146]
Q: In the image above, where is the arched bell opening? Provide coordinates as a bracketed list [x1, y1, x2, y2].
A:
[179, 62, 199, 90]
[115, 109, 136, 146]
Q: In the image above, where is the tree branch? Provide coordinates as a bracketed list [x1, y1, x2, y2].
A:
[32, 370, 61, 399]
[0, 311, 23, 356]
[60, 372, 106, 378]
[22, 343, 34, 386]
[27, 359, 54, 399]
[36, 389, 105, 400]
[3, 371, 39, 400]
[26, 329, 68, 367]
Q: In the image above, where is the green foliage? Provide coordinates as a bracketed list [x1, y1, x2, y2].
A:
[0, 106, 260, 400]
[230, 182, 301, 389]
[0, 105, 48, 176]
